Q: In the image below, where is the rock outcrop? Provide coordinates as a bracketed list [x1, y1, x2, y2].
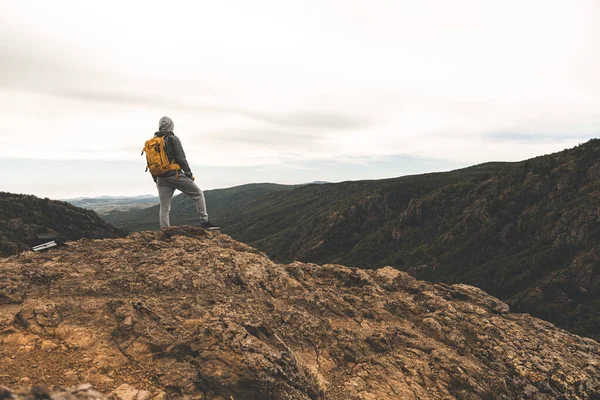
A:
[0, 227, 599, 399]
[0, 192, 125, 257]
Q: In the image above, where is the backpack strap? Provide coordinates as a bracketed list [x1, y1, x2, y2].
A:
[163, 133, 176, 162]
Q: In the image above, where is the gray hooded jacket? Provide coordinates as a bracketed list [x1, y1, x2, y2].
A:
[153, 116, 192, 179]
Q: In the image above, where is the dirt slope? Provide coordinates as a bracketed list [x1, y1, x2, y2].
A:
[0, 227, 599, 399]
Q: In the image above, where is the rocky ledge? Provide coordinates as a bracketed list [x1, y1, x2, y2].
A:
[0, 227, 599, 399]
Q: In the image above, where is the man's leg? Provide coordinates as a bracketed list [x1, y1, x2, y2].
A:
[157, 178, 176, 228]
[173, 175, 209, 222]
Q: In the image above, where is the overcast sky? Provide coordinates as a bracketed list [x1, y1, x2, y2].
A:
[1, 0, 598, 198]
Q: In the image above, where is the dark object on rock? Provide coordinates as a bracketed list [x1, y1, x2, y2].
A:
[32, 241, 57, 252]
[31, 234, 65, 248]
[31, 234, 66, 253]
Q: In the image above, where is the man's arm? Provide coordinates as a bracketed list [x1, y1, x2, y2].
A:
[170, 136, 192, 174]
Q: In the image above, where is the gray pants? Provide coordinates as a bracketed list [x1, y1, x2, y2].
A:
[156, 175, 208, 228]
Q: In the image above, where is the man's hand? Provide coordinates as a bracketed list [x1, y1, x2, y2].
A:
[185, 171, 195, 181]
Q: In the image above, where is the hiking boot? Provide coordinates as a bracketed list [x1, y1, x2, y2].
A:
[201, 220, 220, 230]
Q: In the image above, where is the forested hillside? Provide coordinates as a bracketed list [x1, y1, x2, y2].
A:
[0, 192, 125, 256]
[103, 183, 298, 231]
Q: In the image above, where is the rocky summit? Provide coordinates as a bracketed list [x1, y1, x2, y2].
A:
[0, 227, 599, 399]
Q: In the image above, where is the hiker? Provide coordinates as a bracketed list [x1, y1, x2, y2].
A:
[145, 116, 219, 230]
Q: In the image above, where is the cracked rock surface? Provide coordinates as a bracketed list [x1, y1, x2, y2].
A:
[0, 227, 599, 399]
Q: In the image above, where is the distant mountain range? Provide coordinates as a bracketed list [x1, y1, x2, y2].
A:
[65, 194, 159, 215]
[66, 194, 158, 201]
[106, 140, 600, 341]
[76, 182, 329, 217]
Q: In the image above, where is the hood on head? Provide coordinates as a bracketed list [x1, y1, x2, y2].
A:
[159, 116, 174, 133]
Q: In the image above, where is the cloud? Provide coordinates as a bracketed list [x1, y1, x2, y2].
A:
[0, 45, 73, 91]
[486, 133, 594, 143]
[54, 89, 369, 131]
[0, 26, 369, 133]
[206, 129, 323, 148]
[0, 0, 599, 174]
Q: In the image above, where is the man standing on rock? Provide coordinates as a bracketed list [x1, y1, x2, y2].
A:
[152, 116, 219, 230]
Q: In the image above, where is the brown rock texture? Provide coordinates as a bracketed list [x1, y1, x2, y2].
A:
[0, 227, 599, 399]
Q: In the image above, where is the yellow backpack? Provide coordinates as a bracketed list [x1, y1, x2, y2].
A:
[141, 136, 181, 179]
